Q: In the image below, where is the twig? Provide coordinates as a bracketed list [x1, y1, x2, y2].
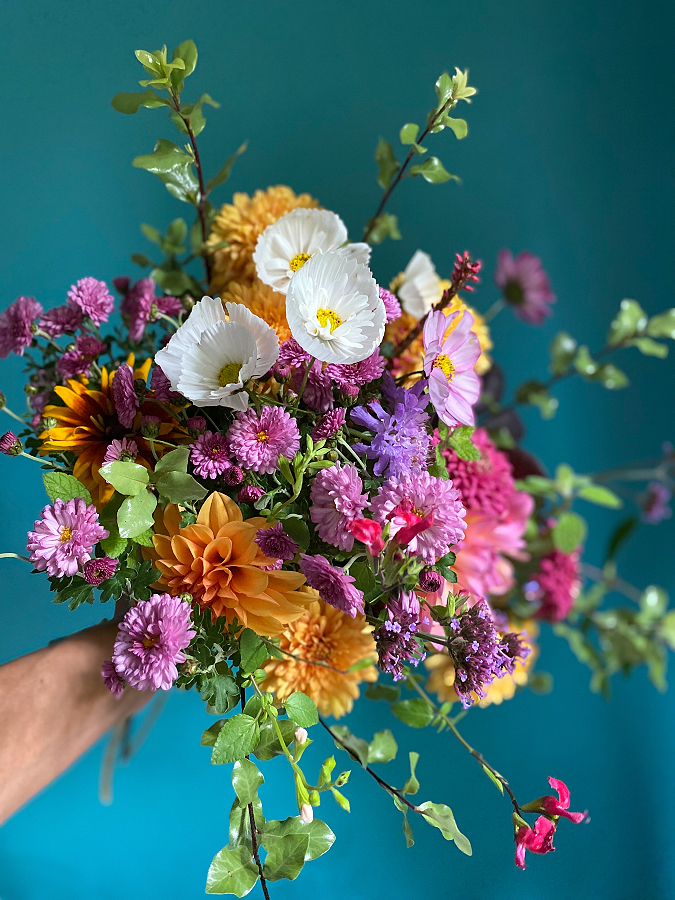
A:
[241, 686, 271, 899]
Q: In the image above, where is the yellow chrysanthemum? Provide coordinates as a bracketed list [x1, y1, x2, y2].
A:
[425, 620, 539, 708]
[208, 186, 320, 293]
[220, 279, 291, 344]
[261, 591, 378, 718]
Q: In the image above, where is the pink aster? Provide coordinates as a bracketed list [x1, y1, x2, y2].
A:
[121, 277, 182, 342]
[83, 556, 118, 585]
[103, 437, 139, 464]
[113, 364, 140, 429]
[441, 427, 516, 517]
[423, 309, 481, 428]
[227, 406, 300, 474]
[0, 296, 43, 358]
[310, 462, 368, 551]
[67, 277, 114, 326]
[529, 548, 581, 621]
[324, 350, 387, 394]
[379, 287, 402, 323]
[101, 660, 124, 698]
[190, 430, 232, 479]
[39, 304, 84, 338]
[370, 470, 466, 563]
[56, 334, 107, 380]
[495, 250, 556, 324]
[255, 522, 299, 560]
[299, 553, 364, 618]
[311, 408, 346, 442]
[515, 816, 556, 869]
[111, 593, 196, 691]
[27, 498, 108, 577]
[150, 365, 181, 402]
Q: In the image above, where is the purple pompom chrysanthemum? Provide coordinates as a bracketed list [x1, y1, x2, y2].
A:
[310, 462, 368, 551]
[299, 553, 364, 618]
[150, 365, 180, 402]
[0, 296, 43, 358]
[190, 430, 232, 479]
[67, 277, 114, 326]
[379, 287, 402, 323]
[39, 304, 84, 338]
[83, 556, 118, 585]
[311, 408, 346, 442]
[324, 350, 386, 394]
[227, 406, 300, 474]
[27, 498, 109, 577]
[101, 660, 124, 698]
[121, 277, 182, 342]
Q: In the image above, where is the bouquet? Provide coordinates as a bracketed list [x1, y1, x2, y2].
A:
[2, 39, 674, 894]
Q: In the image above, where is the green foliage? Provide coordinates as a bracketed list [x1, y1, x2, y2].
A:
[117, 491, 158, 539]
[112, 89, 168, 114]
[391, 698, 434, 728]
[155, 470, 207, 504]
[367, 213, 401, 244]
[231, 759, 264, 806]
[576, 484, 622, 508]
[170, 93, 219, 137]
[330, 725, 369, 766]
[133, 138, 199, 203]
[211, 714, 260, 765]
[205, 845, 259, 896]
[607, 299, 648, 346]
[282, 517, 309, 552]
[399, 123, 427, 154]
[42, 472, 92, 504]
[207, 143, 248, 193]
[446, 425, 480, 461]
[261, 833, 308, 881]
[549, 331, 578, 376]
[200, 666, 240, 715]
[418, 801, 472, 855]
[515, 380, 559, 419]
[374, 138, 399, 189]
[99, 534, 128, 558]
[573, 347, 629, 389]
[630, 336, 669, 358]
[260, 817, 335, 863]
[239, 629, 270, 673]
[284, 692, 319, 728]
[253, 720, 298, 761]
[606, 517, 637, 560]
[100, 461, 149, 496]
[367, 729, 398, 764]
[365, 683, 401, 702]
[646, 308, 675, 339]
[170, 40, 198, 93]
[409, 157, 457, 184]
[552, 512, 587, 553]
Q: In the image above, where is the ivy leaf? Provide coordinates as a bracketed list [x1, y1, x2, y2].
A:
[390, 698, 433, 728]
[117, 491, 158, 539]
[133, 138, 199, 203]
[284, 692, 319, 727]
[262, 833, 309, 882]
[367, 729, 398, 764]
[409, 157, 457, 184]
[111, 89, 167, 114]
[607, 299, 648, 346]
[330, 725, 369, 766]
[229, 796, 264, 849]
[447, 425, 480, 461]
[375, 138, 400, 189]
[206, 142, 248, 193]
[552, 512, 587, 553]
[205, 845, 259, 896]
[418, 801, 472, 855]
[253, 720, 298, 761]
[232, 759, 264, 807]
[99, 461, 150, 496]
[576, 484, 622, 508]
[367, 213, 401, 244]
[646, 308, 675, 340]
[43, 472, 92, 504]
[260, 817, 335, 862]
[365, 683, 400, 702]
[211, 714, 260, 765]
[155, 470, 207, 504]
[239, 628, 270, 673]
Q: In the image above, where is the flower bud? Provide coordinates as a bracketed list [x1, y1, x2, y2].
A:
[294, 727, 308, 745]
[82, 556, 118, 586]
[181, 294, 195, 312]
[149, 302, 159, 321]
[113, 277, 130, 295]
[179, 592, 193, 603]
[300, 803, 313, 824]
[222, 465, 244, 487]
[308, 790, 320, 805]
[0, 391, 6, 409]
[0, 431, 23, 456]
[238, 485, 265, 504]
[187, 416, 207, 437]
[180, 659, 199, 677]
[24, 383, 39, 396]
[42, 416, 58, 430]
[418, 567, 443, 593]
[141, 415, 161, 438]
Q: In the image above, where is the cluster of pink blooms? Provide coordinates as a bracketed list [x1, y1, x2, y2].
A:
[525, 548, 581, 621]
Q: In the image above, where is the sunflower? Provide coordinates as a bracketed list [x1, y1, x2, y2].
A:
[425, 619, 539, 708]
[39, 358, 187, 509]
[261, 591, 378, 718]
[207, 186, 320, 293]
[147, 492, 315, 637]
[220, 279, 291, 344]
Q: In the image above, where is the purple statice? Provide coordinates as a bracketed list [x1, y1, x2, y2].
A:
[121, 277, 182, 342]
[324, 350, 387, 396]
[311, 408, 346, 442]
[379, 286, 402, 323]
[310, 462, 368, 551]
[111, 593, 196, 691]
[27, 498, 109, 577]
[39, 304, 84, 338]
[351, 373, 431, 479]
[150, 364, 181, 403]
[82, 556, 118, 585]
[113, 363, 139, 429]
[299, 553, 364, 618]
[495, 250, 556, 324]
[370, 470, 466, 563]
[227, 406, 301, 474]
[187, 416, 207, 436]
[190, 430, 231, 479]
[0, 431, 22, 456]
[238, 484, 265, 504]
[641, 481, 673, 524]
[448, 601, 530, 707]
[0, 296, 43, 358]
[103, 437, 139, 464]
[67, 278, 114, 326]
[56, 334, 107, 380]
[255, 522, 299, 561]
[101, 660, 124, 698]
[374, 590, 426, 681]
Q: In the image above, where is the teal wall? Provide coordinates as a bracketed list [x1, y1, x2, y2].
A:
[1, 0, 674, 897]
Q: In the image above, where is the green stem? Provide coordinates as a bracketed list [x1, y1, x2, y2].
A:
[482, 297, 505, 324]
[20, 451, 67, 471]
[294, 357, 315, 406]
[153, 311, 180, 331]
[0, 552, 30, 562]
[1, 406, 27, 426]
[337, 436, 367, 472]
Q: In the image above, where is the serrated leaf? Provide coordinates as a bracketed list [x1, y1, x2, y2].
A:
[211, 714, 260, 765]
[577, 484, 622, 508]
[155, 470, 207, 504]
[133, 527, 155, 547]
[390, 698, 433, 728]
[284, 692, 319, 728]
[409, 156, 457, 183]
[375, 138, 400, 189]
[99, 461, 150, 496]
[552, 512, 587, 554]
[206, 142, 248, 193]
[111, 89, 167, 114]
[133, 138, 199, 203]
[201, 668, 240, 715]
[446, 425, 480, 461]
[205, 845, 259, 896]
[367, 729, 398, 764]
[43, 472, 92, 504]
[239, 628, 270, 673]
[232, 758, 264, 806]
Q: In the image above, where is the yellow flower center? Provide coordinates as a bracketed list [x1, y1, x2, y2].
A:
[257, 430, 269, 443]
[59, 526, 73, 543]
[432, 353, 455, 381]
[316, 308, 343, 333]
[413, 507, 425, 518]
[142, 635, 159, 649]
[218, 362, 242, 387]
[289, 252, 312, 272]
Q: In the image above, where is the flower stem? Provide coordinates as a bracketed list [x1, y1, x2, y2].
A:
[153, 311, 180, 331]
[20, 451, 67, 471]
[0, 552, 30, 562]
[294, 357, 315, 407]
[1, 406, 26, 425]
[241, 685, 271, 900]
[482, 297, 505, 324]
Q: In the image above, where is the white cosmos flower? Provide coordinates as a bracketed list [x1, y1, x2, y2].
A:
[285, 250, 385, 364]
[398, 250, 443, 319]
[154, 297, 279, 409]
[253, 207, 371, 294]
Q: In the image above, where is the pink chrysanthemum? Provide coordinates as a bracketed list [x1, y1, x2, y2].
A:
[101, 660, 124, 698]
[277, 339, 334, 411]
[495, 250, 556, 324]
[423, 309, 481, 428]
[113, 363, 140, 429]
[111, 593, 196, 691]
[310, 462, 368, 551]
[227, 406, 300, 474]
[0, 431, 22, 455]
[66, 278, 114, 326]
[255, 522, 299, 560]
[311, 408, 346, 441]
[39, 304, 84, 338]
[83, 556, 118, 585]
[190, 430, 232, 479]
[299, 553, 364, 618]
[441, 427, 516, 517]
[150, 365, 180, 402]
[27, 498, 109, 577]
[0, 296, 43, 358]
[379, 287, 402, 323]
[529, 549, 581, 621]
[325, 350, 386, 394]
[103, 437, 139, 464]
[371, 471, 466, 563]
[56, 334, 107, 380]
[121, 277, 182, 342]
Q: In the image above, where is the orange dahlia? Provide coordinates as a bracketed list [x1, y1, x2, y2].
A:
[207, 185, 319, 292]
[261, 592, 378, 718]
[38, 358, 187, 509]
[219, 279, 290, 344]
[148, 492, 315, 637]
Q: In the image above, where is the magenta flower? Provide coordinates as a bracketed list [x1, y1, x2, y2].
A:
[379, 287, 402, 323]
[495, 250, 556, 324]
[441, 426, 516, 517]
[113, 363, 140, 429]
[27, 498, 109, 577]
[514, 816, 556, 869]
[227, 406, 300, 474]
[222, 465, 244, 486]
[187, 416, 207, 436]
[347, 518, 385, 555]
[324, 350, 386, 394]
[641, 481, 672, 524]
[103, 437, 139, 464]
[0, 431, 22, 456]
[423, 309, 481, 428]
[39, 304, 84, 338]
[299, 553, 364, 618]
[371, 470, 466, 563]
[255, 522, 299, 560]
[277, 340, 334, 411]
[0, 296, 43, 358]
[150, 365, 180, 402]
[539, 778, 587, 824]
[66, 278, 114, 326]
[190, 430, 232, 479]
[121, 277, 181, 342]
[111, 593, 196, 691]
[83, 556, 118, 585]
[57, 334, 107, 380]
[310, 462, 368, 551]
[311, 408, 346, 442]
[101, 660, 124, 698]
[528, 549, 580, 621]
[238, 484, 265, 504]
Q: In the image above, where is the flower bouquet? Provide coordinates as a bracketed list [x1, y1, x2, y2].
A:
[2, 39, 675, 894]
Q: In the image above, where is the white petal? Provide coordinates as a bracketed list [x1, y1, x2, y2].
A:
[336, 242, 372, 267]
[154, 296, 226, 389]
[224, 301, 280, 377]
[398, 250, 443, 318]
[176, 321, 257, 408]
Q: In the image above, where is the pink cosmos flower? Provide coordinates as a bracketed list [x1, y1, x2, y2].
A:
[0, 296, 43, 358]
[227, 406, 300, 474]
[113, 364, 140, 429]
[514, 815, 556, 869]
[190, 430, 232, 479]
[27, 498, 109, 577]
[39, 304, 84, 338]
[495, 250, 556, 324]
[423, 309, 481, 427]
[67, 278, 114, 326]
[310, 462, 369, 551]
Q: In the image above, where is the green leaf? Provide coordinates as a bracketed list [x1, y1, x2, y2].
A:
[573, 345, 598, 376]
[658, 610, 675, 650]
[211, 714, 260, 765]
[206, 142, 248, 193]
[367, 213, 401, 244]
[402, 810, 415, 848]
[350, 561, 378, 601]
[229, 795, 264, 849]
[515, 380, 559, 419]
[409, 157, 457, 184]
[253, 719, 298, 761]
[133, 138, 199, 203]
[261, 817, 335, 862]
[284, 692, 319, 728]
[607, 299, 648, 346]
[418, 801, 472, 855]
[42, 472, 92, 504]
[205, 845, 259, 896]
[646, 308, 675, 340]
[400, 123, 420, 144]
[171, 39, 197, 93]
[482, 765, 504, 794]
[375, 138, 400, 189]
[594, 363, 629, 390]
[365, 683, 400, 702]
[99, 461, 150, 496]
[100, 534, 128, 558]
[170, 93, 220, 138]
[638, 585, 669, 621]
[331, 788, 350, 812]
[552, 512, 587, 554]
[140, 223, 163, 246]
[606, 516, 637, 560]
[117, 491, 157, 539]
[281, 518, 310, 552]
[441, 116, 468, 139]
[446, 424, 480, 461]
[239, 628, 270, 673]
[549, 331, 578, 376]
[402, 751, 420, 795]
[232, 758, 264, 806]
[201, 668, 240, 715]
[111, 89, 167, 114]
[151, 266, 203, 296]
[367, 729, 398, 764]
[331, 725, 369, 767]
[133, 527, 155, 547]
[262, 833, 309, 881]
[630, 336, 668, 358]
[435, 72, 454, 105]
[577, 484, 622, 508]
[155, 470, 207, 504]
[390, 698, 433, 728]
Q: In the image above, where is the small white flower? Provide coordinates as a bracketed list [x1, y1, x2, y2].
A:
[398, 250, 443, 319]
[294, 727, 308, 745]
[286, 251, 385, 365]
[253, 208, 371, 294]
[155, 297, 279, 409]
[300, 803, 314, 824]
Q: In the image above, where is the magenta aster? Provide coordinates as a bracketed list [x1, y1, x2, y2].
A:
[529, 549, 581, 621]
[423, 309, 481, 428]
[299, 553, 364, 618]
[310, 462, 368, 551]
[113, 363, 140, 429]
[111, 593, 196, 691]
[495, 249, 556, 324]
[371, 470, 466, 563]
[441, 427, 516, 517]
[66, 277, 114, 326]
[121, 277, 182, 342]
[27, 498, 109, 577]
[103, 437, 139, 464]
[379, 287, 402, 323]
[324, 350, 387, 394]
[227, 406, 300, 474]
[190, 430, 231, 479]
[222, 465, 244, 486]
[255, 522, 299, 560]
[0, 295, 43, 358]
[82, 556, 118, 585]
[39, 304, 84, 338]
[311, 408, 346, 442]
[101, 660, 124, 698]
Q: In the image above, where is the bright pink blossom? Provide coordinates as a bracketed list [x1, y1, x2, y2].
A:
[310, 462, 368, 551]
[423, 309, 481, 428]
[112, 363, 139, 429]
[514, 816, 556, 869]
[227, 406, 300, 474]
[39, 304, 84, 338]
[27, 498, 108, 577]
[347, 518, 385, 555]
[540, 778, 587, 823]
[67, 278, 114, 326]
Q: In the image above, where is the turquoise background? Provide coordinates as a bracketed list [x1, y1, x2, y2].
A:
[1, 0, 674, 897]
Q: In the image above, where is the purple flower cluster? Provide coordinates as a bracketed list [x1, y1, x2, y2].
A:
[27, 498, 109, 577]
[113, 364, 140, 429]
[277, 339, 333, 412]
[57, 334, 107, 380]
[255, 522, 299, 560]
[374, 591, 426, 681]
[299, 553, 364, 618]
[0, 296, 43, 358]
[641, 481, 672, 524]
